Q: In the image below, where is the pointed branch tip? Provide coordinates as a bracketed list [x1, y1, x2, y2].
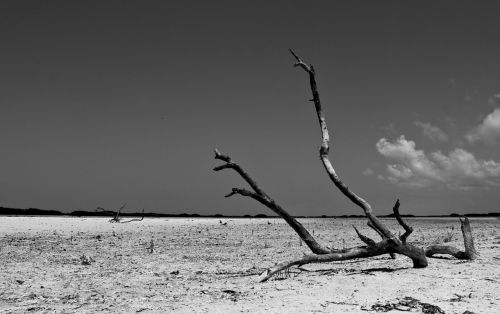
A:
[289, 48, 300, 62]
[353, 225, 377, 247]
[214, 149, 231, 163]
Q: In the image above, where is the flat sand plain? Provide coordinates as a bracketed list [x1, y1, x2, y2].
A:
[0, 216, 499, 313]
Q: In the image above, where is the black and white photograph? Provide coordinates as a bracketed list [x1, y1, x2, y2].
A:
[1, 1, 499, 313]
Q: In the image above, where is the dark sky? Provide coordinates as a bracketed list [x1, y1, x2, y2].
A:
[1, 1, 500, 216]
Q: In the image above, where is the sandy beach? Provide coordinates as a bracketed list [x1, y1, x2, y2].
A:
[0, 216, 498, 313]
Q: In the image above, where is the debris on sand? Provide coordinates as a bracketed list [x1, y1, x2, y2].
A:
[222, 289, 239, 302]
[147, 239, 154, 254]
[80, 254, 95, 265]
[449, 293, 472, 302]
[362, 297, 445, 313]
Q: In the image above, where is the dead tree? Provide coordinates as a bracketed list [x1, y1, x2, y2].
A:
[97, 203, 145, 223]
[214, 50, 477, 282]
[425, 217, 478, 260]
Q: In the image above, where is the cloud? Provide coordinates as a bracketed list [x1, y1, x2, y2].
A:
[414, 121, 449, 142]
[487, 92, 500, 106]
[465, 107, 500, 145]
[385, 164, 431, 188]
[376, 135, 500, 189]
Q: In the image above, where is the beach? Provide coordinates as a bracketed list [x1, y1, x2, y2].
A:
[0, 216, 498, 313]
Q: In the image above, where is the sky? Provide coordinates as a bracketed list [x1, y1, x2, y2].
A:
[1, 1, 500, 216]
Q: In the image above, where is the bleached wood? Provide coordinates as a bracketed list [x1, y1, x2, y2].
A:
[425, 217, 478, 260]
[214, 150, 332, 254]
[214, 51, 478, 281]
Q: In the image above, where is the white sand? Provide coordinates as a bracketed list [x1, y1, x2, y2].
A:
[1, 216, 499, 313]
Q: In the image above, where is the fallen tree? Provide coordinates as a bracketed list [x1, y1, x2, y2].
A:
[214, 50, 478, 282]
[97, 203, 145, 223]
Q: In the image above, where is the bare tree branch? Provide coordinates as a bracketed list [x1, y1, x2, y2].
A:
[214, 149, 332, 254]
[425, 217, 478, 260]
[213, 50, 478, 281]
[119, 209, 145, 224]
[98, 204, 144, 223]
[353, 226, 377, 247]
[460, 216, 478, 259]
[214, 149, 267, 197]
[214, 148, 231, 162]
[224, 188, 255, 198]
[392, 199, 413, 243]
[289, 49, 393, 240]
[367, 221, 385, 238]
[259, 241, 390, 282]
[367, 220, 396, 259]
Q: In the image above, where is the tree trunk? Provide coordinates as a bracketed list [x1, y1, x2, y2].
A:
[213, 50, 478, 281]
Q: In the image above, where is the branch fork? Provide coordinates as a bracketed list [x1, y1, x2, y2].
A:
[214, 50, 478, 281]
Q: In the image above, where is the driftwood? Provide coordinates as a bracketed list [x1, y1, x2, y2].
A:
[214, 50, 478, 282]
[425, 217, 478, 260]
[97, 203, 145, 223]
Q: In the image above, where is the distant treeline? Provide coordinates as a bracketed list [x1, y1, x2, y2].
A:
[0, 207, 63, 216]
[0, 207, 274, 218]
[0, 207, 499, 218]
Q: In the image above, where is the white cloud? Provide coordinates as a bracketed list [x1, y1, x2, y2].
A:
[376, 136, 441, 182]
[376, 135, 500, 189]
[414, 121, 449, 142]
[385, 164, 431, 188]
[465, 107, 500, 145]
